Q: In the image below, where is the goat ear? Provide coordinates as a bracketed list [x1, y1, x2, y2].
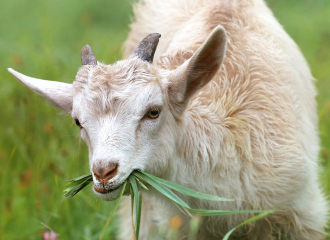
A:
[168, 25, 227, 116]
[8, 68, 73, 112]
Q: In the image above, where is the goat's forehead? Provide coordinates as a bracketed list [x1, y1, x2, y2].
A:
[72, 59, 163, 115]
[73, 58, 157, 89]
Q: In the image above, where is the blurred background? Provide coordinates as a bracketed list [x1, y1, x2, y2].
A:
[0, 0, 329, 239]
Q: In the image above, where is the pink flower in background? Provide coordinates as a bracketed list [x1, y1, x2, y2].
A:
[42, 229, 57, 240]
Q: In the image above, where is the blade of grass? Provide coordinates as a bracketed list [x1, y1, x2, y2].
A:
[137, 194, 142, 238]
[63, 178, 93, 198]
[136, 171, 234, 202]
[134, 176, 149, 190]
[169, 199, 191, 216]
[69, 173, 93, 182]
[189, 209, 272, 216]
[64, 177, 91, 190]
[134, 172, 190, 209]
[132, 171, 148, 183]
[129, 175, 142, 240]
[98, 180, 127, 240]
[64, 180, 93, 197]
[82, 235, 90, 240]
[63, 174, 93, 198]
[135, 172, 272, 218]
[64, 171, 274, 240]
[223, 210, 275, 240]
[130, 185, 137, 240]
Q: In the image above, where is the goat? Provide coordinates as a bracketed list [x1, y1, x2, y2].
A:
[8, 0, 328, 239]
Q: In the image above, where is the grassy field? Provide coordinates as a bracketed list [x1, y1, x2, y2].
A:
[0, 0, 329, 239]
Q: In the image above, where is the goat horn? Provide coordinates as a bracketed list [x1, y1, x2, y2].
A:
[131, 33, 161, 63]
[81, 45, 97, 65]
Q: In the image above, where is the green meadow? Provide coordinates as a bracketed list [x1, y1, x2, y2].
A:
[0, 0, 329, 239]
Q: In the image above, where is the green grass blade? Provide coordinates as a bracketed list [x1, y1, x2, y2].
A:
[132, 172, 147, 182]
[67, 181, 93, 198]
[64, 175, 93, 191]
[63, 176, 93, 199]
[137, 194, 142, 239]
[223, 210, 275, 240]
[169, 199, 190, 216]
[129, 175, 142, 240]
[138, 171, 234, 202]
[64, 171, 274, 240]
[69, 173, 93, 182]
[189, 209, 272, 216]
[64, 178, 92, 193]
[134, 172, 190, 209]
[98, 180, 127, 240]
[130, 185, 137, 240]
[134, 176, 149, 190]
[66, 178, 89, 187]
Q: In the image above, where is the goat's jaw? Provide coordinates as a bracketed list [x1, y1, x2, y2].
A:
[93, 183, 127, 201]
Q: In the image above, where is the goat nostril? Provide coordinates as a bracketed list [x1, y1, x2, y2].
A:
[92, 163, 119, 182]
[105, 163, 118, 178]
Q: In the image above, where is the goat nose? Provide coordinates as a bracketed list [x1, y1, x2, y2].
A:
[92, 163, 119, 185]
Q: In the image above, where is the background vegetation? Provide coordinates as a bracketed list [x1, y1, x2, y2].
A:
[0, 0, 329, 239]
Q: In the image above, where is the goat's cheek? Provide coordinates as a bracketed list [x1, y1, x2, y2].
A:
[142, 120, 160, 138]
[80, 130, 92, 149]
[80, 130, 86, 141]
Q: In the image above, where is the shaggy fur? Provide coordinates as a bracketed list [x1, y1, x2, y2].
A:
[8, 0, 329, 239]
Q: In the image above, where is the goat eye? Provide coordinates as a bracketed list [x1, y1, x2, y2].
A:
[75, 119, 82, 128]
[147, 107, 161, 119]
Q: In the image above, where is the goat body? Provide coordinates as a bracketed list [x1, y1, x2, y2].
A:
[8, 0, 328, 239]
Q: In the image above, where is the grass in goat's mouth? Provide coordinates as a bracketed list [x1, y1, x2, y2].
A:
[64, 170, 274, 240]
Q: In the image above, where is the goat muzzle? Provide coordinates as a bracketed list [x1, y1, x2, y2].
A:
[92, 162, 119, 187]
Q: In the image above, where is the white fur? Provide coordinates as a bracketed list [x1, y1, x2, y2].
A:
[8, 0, 329, 239]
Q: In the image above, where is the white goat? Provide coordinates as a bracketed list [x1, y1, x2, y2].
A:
[8, 0, 328, 239]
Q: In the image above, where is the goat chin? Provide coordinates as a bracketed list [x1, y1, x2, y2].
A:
[93, 184, 126, 201]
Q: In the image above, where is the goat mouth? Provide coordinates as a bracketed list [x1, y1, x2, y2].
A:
[93, 184, 121, 194]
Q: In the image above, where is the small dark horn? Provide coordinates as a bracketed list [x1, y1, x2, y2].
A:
[130, 33, 161, 63]
[81, 45, 97, 65]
